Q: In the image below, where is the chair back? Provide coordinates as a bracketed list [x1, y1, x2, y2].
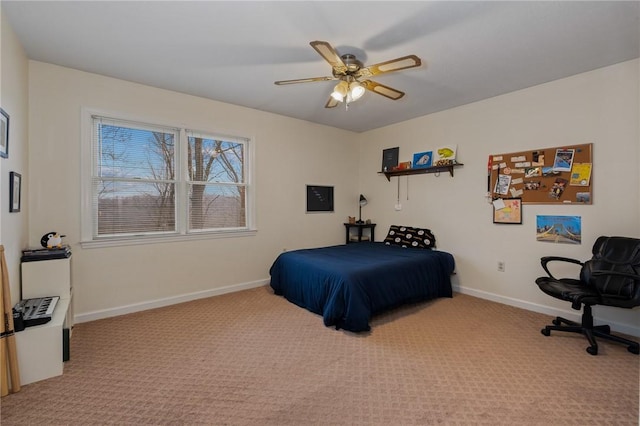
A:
[581, 236, 640, 308]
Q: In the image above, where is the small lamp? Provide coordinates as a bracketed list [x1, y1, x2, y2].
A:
[357, 194, 368, 223]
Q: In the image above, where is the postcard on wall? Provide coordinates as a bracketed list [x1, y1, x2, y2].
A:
[536, 215, 581, 244]
[494, 174, 512, 195]
[552, 148, 575, 172]
[569, 163, 592, 186]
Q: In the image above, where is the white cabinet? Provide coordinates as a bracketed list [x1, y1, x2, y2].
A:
[15, 257, 72, 385]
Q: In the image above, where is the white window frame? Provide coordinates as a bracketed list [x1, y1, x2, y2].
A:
[80, 108, 256, 248]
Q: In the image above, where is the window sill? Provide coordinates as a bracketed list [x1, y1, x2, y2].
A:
[80, 229, 257, 249]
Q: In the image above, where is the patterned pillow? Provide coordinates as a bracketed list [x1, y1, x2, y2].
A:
[412, 227, 437, 249]
[384, 225, 436, 249]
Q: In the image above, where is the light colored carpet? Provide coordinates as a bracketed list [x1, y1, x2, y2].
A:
[1, 286, 638, 425]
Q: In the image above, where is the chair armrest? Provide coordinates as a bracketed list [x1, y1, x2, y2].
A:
[540, 256, 584, 280]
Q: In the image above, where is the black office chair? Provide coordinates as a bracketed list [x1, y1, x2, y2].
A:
[535, 236, 640, 355]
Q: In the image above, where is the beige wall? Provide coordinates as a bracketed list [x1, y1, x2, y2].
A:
[358, 59, 640, 336]
[8, 7, 640, 336]
[28, 61, 358, 320]
[0, 9, 29, 305]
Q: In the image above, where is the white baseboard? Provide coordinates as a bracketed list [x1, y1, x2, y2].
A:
[452, 284, 640, 338]
[74, 279, 270, 324]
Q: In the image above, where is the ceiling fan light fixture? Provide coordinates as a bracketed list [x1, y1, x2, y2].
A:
[349, 81, 365, 101]
[331, 81, 349, 101]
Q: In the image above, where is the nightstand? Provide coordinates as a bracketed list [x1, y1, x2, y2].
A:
[344, 223, 376, 244]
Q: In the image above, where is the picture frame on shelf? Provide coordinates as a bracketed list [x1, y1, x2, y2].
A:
[412, 151, 433, 169]
[0, 108, 9, 159]
[9, 171, 21, 213]
[381, 147, 399, 172]
[493, 197, 522, 224]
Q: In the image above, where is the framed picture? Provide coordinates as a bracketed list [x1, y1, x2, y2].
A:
[306, 185, 334, 213]
[0, 108, 8, 159]
[412, 151, 433, 169]
[9, 171, 21, 213]
[493, 198, 522, 224]
[381, 147, 399, 172]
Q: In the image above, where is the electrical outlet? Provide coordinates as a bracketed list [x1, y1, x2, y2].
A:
[497, 261, 505, 272]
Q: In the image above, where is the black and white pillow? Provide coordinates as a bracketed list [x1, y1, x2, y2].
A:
[384, 225, 436, 249]
[412, 227, 436, 249]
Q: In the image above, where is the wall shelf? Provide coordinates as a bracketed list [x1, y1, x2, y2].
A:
[378, 163, 464, 181]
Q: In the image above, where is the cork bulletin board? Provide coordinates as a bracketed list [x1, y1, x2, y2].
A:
[489, 143, 592, 204]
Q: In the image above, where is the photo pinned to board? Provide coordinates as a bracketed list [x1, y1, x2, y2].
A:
[552, 148, 574, 172]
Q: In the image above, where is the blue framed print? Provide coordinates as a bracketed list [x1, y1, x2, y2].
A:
[412, 151, 432, 169]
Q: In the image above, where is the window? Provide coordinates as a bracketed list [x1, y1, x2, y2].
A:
[82, 113, 253, 246]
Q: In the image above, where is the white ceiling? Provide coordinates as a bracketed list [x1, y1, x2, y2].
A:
[3, 1, 639, 133]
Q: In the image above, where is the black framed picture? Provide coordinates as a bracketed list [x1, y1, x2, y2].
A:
[306, 185, 334, 213]
[0, 108, 8, 159]
[9, 171, 21, 213]
[381, 147, 399, 172]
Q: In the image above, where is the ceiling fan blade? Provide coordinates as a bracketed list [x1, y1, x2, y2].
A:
[310, 41, 347, 74]
[361, 80, 405, 100]
[274, 76, 336, 85]
[325, 96, 340, 108]
[357, 55, 422, 78]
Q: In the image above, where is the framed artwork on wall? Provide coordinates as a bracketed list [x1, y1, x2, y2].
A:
[0, 108, 9, 159]
[306, 185, 334, 213]
[493, 198, 522, 224]
[9, 171, 21, 213]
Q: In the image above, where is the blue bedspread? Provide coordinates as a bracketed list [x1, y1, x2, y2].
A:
[269, 243, 455, 332]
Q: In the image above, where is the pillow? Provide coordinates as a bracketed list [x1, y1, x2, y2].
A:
[412, 227, 437, 249]
[384, 225, 436, 249]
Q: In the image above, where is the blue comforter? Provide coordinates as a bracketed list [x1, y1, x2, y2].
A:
[269, 243, 455, 332]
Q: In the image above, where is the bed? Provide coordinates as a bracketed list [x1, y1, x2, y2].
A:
[269, 237, 455, 332]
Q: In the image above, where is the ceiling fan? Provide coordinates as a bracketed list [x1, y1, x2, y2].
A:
[274, 41, 422, 109]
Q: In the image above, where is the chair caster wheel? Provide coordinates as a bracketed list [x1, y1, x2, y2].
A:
[541, 328, 550, 336]
[586, 346, 598, 356]
[628, 346, 639, 355]
[552, 318, 561, 326]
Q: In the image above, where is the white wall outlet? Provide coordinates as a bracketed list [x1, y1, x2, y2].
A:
[497, 261, 505, 272]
